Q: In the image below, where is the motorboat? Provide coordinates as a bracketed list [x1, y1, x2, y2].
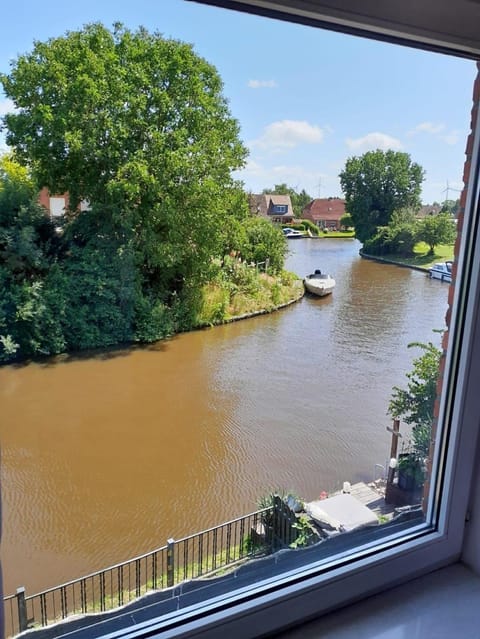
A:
[283, 228, 306, 238]
[428, 261, 452, 283]
[303, 269, 336, 296]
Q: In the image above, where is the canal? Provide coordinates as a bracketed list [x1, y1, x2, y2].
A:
[0, 239, 449, 596]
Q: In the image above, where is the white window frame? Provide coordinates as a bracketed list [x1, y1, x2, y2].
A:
[100, 8, 480, 639]
[49, 196, 66, 217]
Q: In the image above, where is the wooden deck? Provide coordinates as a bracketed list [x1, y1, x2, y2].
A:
[338, 481, 396, 518]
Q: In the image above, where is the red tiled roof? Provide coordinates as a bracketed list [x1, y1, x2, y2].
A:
[302, 198, 346, 222]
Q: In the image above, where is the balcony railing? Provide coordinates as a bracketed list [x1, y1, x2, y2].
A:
[4, 497, 298, 637]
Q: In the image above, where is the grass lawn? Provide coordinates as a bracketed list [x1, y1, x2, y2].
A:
[319, 230, 355, 239]
[380, 242, 455, 269]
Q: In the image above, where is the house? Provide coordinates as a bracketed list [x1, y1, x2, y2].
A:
[248, 193, 295, 223]
[38, 187, 90, 217]
[302, 197, 346, 229]
[418, 203, 442, 218]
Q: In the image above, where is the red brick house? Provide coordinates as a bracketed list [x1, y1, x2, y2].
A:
[38, 187, 90, 217]
[248, 193, 295, 223]
[302, 197, 346, 229]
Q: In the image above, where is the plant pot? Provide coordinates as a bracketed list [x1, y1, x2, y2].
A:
[398, 469, 417, 491]
[397, 454, 425, 492]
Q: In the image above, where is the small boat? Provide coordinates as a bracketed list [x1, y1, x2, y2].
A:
[428, 261, 452, 283]
[283, 228, 306, 238]
[304, 269, 336, 296]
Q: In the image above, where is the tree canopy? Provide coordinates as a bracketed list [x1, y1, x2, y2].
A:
[1, 23, 248, 296]
[0, 28, 295, 363]
[417, 212, 457, 254]
[339, 150, 424, 243]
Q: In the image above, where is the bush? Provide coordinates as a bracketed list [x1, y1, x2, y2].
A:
[241, 217, 286, 274]
[363, 210, 418, 256]
[300, 219, 320, 236]
[61, 245, 137, 350]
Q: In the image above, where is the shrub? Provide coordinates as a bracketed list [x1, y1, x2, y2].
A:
[300, 219, 320, 236]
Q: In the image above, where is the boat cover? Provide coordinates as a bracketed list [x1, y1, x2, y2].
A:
[305, 493, 379, 533]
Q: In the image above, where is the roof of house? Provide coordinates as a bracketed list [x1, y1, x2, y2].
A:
[248, 193, 294, 216]
[418, 204, 442, 217]
[303, 198, 346, 221]
[268, 194, 292, 207]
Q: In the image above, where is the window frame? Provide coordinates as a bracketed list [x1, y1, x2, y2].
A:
[76, 8, 480, 639]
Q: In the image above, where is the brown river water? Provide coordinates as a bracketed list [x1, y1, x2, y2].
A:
[1, 239, 449, 596]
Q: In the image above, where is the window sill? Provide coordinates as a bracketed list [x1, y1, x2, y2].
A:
[276, 562, 480, 639]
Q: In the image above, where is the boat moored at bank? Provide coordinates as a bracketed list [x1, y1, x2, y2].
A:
[283, 228, 307, 238]
[303, 269, 336, 296]
[428, 261, 452, 283]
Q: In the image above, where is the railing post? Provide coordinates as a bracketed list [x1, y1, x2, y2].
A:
[167, 539, 175, 588]
[272, 495, 281, 549]
[16, 587, 28, 633]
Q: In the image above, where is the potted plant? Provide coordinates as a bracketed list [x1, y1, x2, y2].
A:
[397, 452, 426, 492]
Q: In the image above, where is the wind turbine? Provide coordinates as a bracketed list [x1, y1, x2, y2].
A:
[442, 180, 461, 203]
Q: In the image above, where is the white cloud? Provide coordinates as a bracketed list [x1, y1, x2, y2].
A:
[249, 120, 324, 151]
[247, 79, 278, 89]
[407, 121, 459, 145]
[408, 122, 446, 136]
[440, 130, 460, 145]
[345, 132, 403, 152]
[234, 159, 338, 197]
[0, 99, 15, 116]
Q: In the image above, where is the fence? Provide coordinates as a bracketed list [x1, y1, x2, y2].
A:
[4, 498, 298, 637]
[253, 258, 270, 272]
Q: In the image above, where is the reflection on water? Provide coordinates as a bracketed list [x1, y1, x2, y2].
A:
[1, 239, 449, 595]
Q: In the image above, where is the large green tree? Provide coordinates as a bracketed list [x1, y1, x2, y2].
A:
[1, 23, 247, 301]
[417, 212, 457, 254]
[339, 149, 424, 243]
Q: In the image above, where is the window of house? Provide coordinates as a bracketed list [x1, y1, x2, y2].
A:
[2, 3, 480, 639]
[49, 196, 66, 217]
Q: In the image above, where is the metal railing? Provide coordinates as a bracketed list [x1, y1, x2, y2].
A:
[5, 544, 170, 638]
[253, 258, 270, 272]
[4, 500, 298, 637]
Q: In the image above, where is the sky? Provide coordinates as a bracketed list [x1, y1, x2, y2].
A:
[0, 0, 477, 205]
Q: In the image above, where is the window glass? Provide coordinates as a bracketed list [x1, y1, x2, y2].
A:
[1, 3, 478, 637]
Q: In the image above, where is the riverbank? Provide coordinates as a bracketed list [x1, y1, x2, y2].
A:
[359, 249, 430, 273]
[360, 241, 455, 272]
[195, 269, 304, 328]
[310, 231, 355, 239]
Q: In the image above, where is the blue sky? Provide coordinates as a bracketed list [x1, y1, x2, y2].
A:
[0, 0, 476, 204]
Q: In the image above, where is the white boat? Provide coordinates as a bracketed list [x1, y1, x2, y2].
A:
[428, 261, 452, 283]
[304, 270, 336, 296]
[283, 228, 306, 238]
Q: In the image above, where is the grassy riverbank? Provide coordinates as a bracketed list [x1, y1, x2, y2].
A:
[363, 242, 455, 270]
[316, 230, 355, 239]
[196, 267, 304, 327]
